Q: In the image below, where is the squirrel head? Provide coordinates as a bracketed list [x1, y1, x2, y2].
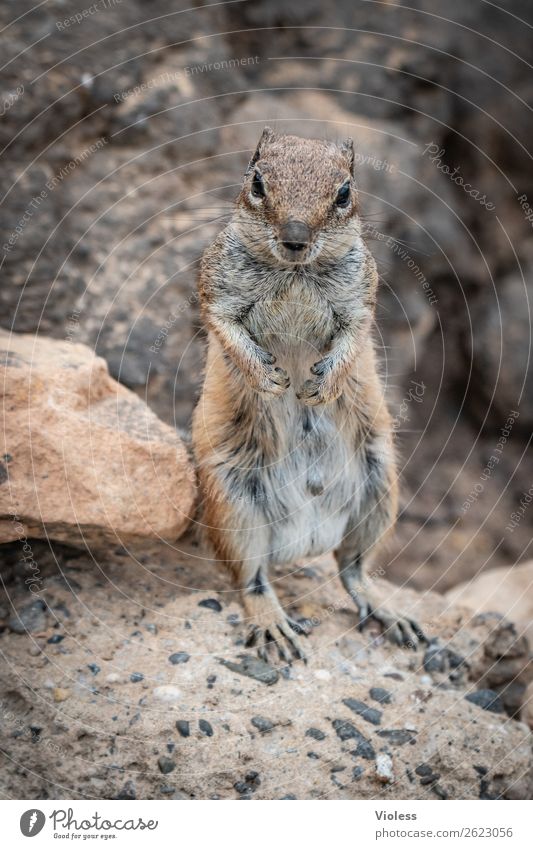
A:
[233, 127, 361, 266]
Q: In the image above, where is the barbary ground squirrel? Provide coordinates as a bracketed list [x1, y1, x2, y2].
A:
[192, 127, 426, 662]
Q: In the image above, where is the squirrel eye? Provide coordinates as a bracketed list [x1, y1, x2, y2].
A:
[251, 170, 266, 199]
[335, 181, 351, 208]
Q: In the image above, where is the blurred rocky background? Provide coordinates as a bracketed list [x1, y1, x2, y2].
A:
[1, 0, 532, 799]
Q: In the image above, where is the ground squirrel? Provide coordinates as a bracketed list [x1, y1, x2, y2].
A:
[192, 127, 426, 662]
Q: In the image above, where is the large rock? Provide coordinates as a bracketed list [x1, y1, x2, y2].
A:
[0, 331, 195, 547]
[0, 543, 531, 800]
[446, 561, 533, 649]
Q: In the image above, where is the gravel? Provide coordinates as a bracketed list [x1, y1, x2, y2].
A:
[342, 697, 382, 726]
[169, 652, 190, 665]
[465, 689, 505, 714]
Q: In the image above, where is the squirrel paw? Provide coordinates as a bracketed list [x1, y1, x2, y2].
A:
[296, 376, 341, 406]
[352, 591, 427, 649]
[254, 364, 290, 396]
[245, 616, 308, 664]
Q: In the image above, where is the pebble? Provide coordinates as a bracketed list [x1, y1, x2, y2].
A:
[157, 756, 176, 775]
[169, 652, 190, 665]
[314, 669, 331, 681]
[198, 598, 222, 612]
[352, 766, 364, 781]
[172, 722, 188, 740]
[369, 687, 393, 705]
[87, 663, 101, 675]
[332, 720, 375, 759]
[53, 688, 71, 703]
[199, 719, 213, 737]
[130, 672, 144, 683]
[115, 780, 136, 800]
[465, 689, 505, 714]
[106, 673, 121, 684]
[217, 654, 279, 686]
[153, 685, 182, 703]
[415, 763, 433, 777]
[47, 634, 65, 644]
[8, 599, 47, 634]
[376, 729, 416, 746]
[305, 727, 326, 741]
[376, 753, 394, 784]
[29, 645, 42, 656]
[251, 716, 274, 733]
[342, 698, 382, 726]
[207, 674, 216, 688]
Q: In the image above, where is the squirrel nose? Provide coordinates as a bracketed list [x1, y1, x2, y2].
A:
[280, 220, 311, 252]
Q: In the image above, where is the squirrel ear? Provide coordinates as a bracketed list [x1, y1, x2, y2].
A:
[340, 137, 355, 176]
[247, 126, 275, 172]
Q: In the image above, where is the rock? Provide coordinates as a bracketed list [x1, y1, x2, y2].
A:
[376, 753, 394, 784]
[0, 331, 195, 547]
[467, 271, 533, 430]
[521, 682, 533, 729]
[305, 727, 326, 741]
[157, 757, 176, 775]
[7, 599, 47, 634]
[130, 673, 144, 683]
[88, 664, 100, 675]
[446, 561, 533, 647]
[115, 780, 136, 800]
[376, 729, 416, 746]
[251, 716, 274, 733]
[47, 634, 64, 645]
[169, 652, 190, 665]
[217, 654, 279, 686]
[465, 689, 505, 715]
[1, 550, 532, 801]
[153, 686, 182, 703]
[199, 719, 213, 737]
[332, 720, 375, 760]
[342, 698, 382, 726]
[53, 688, 70, 703]
[198, 598, 222, 612]
[369, 687, 393, 705]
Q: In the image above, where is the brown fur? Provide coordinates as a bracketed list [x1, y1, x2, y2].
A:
[192, 128, 426, 663]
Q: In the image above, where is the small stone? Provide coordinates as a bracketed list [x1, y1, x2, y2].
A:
[420, 773, 440, 786]
[217, 654, 279, 685]
[29, 645, 42, 656]
[176, 720, 190, 738]
[432, 783, 449, 800]
[206, 674, 216, 688]
[153, 685, 182, 703]
[198, 598, 222, 612]
[251, 716, 274, 733]
[377, 729, 416, 746]
[465, 689, 505, 714]
[157, 756, 176, 775]
[47, 634, 64, 644]
[423, 642, 448, 673]
[308, 751, 320, 759]
[369, 687, 393, 705]
[8, 599, 47, 634]
[415, 763, 433, 776]
[342, 698, 382, 726]
[169, 652, 190, 665]
[199, 719, 213, 737]
[115, 780, 136, 800]
[245, 771, 260, 786]
[305, 727, 326, 741]
[130, 672, 144, 683]
[87, 663, 101, 675]
[106, 673, 121, 684]
[376, 753, 394, 784]
[332, 720, 375, 759]
[53, 688, 70, 703]
[352, 765, 364, 781]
